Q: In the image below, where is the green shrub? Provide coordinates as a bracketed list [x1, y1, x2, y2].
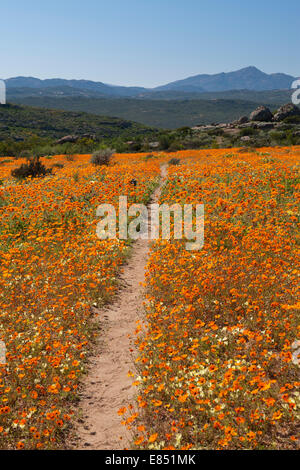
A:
[11, 156, 52, 179]
[208, 128, 225, 136]
[239, 127, 257, 137]
[167, 141, 183, 152]
[269, 130, 286, 141]
[159, 135, 171, 150]
[90, 148, 114, 166]
[168, 158, 181, 166]
[283, 115, 300, 124]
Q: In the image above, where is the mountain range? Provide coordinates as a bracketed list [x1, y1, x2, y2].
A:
[2, 67, 298, 129]
[3, 67, 297, 98]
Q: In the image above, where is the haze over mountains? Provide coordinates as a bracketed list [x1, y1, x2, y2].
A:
[4, 67, 297, 98]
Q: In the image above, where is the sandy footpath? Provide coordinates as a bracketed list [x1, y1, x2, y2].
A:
[70, 165, 167, 450]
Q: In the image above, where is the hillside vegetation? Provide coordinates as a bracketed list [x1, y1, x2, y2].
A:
[0, 103, 158, 156]
[9, 95, 280, 129]
[0, 103, 153, 140]
[1, 102, 300, 159]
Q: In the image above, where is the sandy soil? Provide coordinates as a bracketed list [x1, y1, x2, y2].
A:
[70, 165, 167, 450]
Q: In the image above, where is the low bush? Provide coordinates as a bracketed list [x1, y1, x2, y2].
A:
[159, 135, 171, 150]
[239, 127, 257, 137]
[90, 148, 114, 166]
[283, 115, 300, 124]
[168, 157, 181, 165]
[11, 156, 52, 179]
[167, 141, 183, 152]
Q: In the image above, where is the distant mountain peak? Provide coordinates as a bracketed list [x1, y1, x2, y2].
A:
[3, 67, 296, 97]
[242, 66, 261, 71]
[155, 67, 296, 93]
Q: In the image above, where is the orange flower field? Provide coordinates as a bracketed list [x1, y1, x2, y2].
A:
[0, 153, 160, 449]
[0, 147, 299, 450]
[129, 147, 300, 450]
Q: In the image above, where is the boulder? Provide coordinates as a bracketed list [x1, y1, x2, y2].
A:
[149, 141, 160, 149]
[239, 122, 258, 129]
[56, 135, 78, 145]
[81, 133, 97, 140]
[235, 116, 249, 125]
[273, 103, 300, 122]
[256, 122, 274, 130]
[250, 106, 273, 122]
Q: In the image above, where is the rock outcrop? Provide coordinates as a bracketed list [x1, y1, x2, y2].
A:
[56, 134, 96, 145]
[273, 103, 300, 122]
[56, 135, 78, 145]
[236, 116, 249, 125]
[250, 106, 273, 122]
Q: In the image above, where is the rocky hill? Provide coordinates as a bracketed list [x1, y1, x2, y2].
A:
[189, 103, 300, 149]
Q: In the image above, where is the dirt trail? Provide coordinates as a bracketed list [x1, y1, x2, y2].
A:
[71, 165, 167, 450]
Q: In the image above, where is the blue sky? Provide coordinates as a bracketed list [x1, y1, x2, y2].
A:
[1, 0, 299, 87]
